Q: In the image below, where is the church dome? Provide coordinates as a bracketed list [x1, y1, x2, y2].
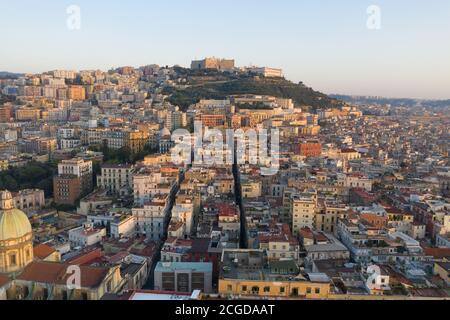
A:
[160, 127, 171, 138]
[0, 190, 32, 241]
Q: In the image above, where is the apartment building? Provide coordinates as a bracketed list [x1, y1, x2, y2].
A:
[241, 178, 262, 199]
[106, 130, 127, 150]
[88, 212, 136, 239]
[21, 86, 42, 97]
[68, 85, 86, 101]
[125, 130, 149, 154]
[339, 148, 361, 161]
[171, 200, 195, 237]
[52, 70, 77, 79]
[132, 196, 170, 241]
[53, 175, 81, 206]
[315, 202, 349, 234]
[22, 137, 57, 155]
[297, 140, 322, 158]
[97, 164, 134, 196]
[41, 108, 68, 121]
[301, 231, 350, 264]
[292, 192, 318, 234]
[338, 173, 373, 192]
[133, 170, 176, 205]
[60, 138, 81, 150]
[218, 250, 330, 299]
[16, 108, 41, 121]
[258, 224, 300, 261]
[57, 158, 93, 195]
[0, 105, 12, 123]
[166, 109, 187, 131]
[68, 223, 107, 248]
[195, 114, 227, 128]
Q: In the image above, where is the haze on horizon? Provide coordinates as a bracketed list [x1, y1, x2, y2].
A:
[0, 0, 449, 100]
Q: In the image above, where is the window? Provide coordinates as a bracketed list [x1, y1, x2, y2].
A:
[264, 287, 270, 293]
[306, 287, 312, 294]
[177, 273, 190, 293]
[162, 273, 175, 291]
[227, 285, 233, 292]
[9, 254, 17, 266]
[279, 287, 285, 294]
[241, 285, 247, 292]
[192, 273, 205, 291]
[315, 288, 320, 294]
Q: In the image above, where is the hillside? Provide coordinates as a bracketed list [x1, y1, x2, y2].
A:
[163, 68, 346, 112]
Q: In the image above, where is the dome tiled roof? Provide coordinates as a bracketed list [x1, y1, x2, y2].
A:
[0, 190, 32, 241]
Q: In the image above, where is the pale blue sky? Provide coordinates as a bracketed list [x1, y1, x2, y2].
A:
[1, 0, 449, 99]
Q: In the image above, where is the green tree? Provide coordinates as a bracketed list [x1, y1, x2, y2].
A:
[2, 175, 18, 190]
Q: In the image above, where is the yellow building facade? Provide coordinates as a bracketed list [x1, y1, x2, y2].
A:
[126, 130, 150, 154]
[218, 279, 330, 299]
[0, 191, 34, 275]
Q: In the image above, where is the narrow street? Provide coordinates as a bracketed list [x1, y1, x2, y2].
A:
[233, 161, 247, 249]
[143, 170, 184, 290]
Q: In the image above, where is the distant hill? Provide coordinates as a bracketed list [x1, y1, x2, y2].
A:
[0, 71, 24, 79]
[330, 94, 450, 108]
[163, 68, 346, 112]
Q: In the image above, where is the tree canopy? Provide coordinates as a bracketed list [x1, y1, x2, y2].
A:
[0, 161, 57, 196]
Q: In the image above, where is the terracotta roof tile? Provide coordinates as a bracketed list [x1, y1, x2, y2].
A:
[423, 247, 450, 259]
[409, 288, 449, 298]
[17, 261, 110, 288]
[33, 244, 56, 260]
[0, 274, 10, 288]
